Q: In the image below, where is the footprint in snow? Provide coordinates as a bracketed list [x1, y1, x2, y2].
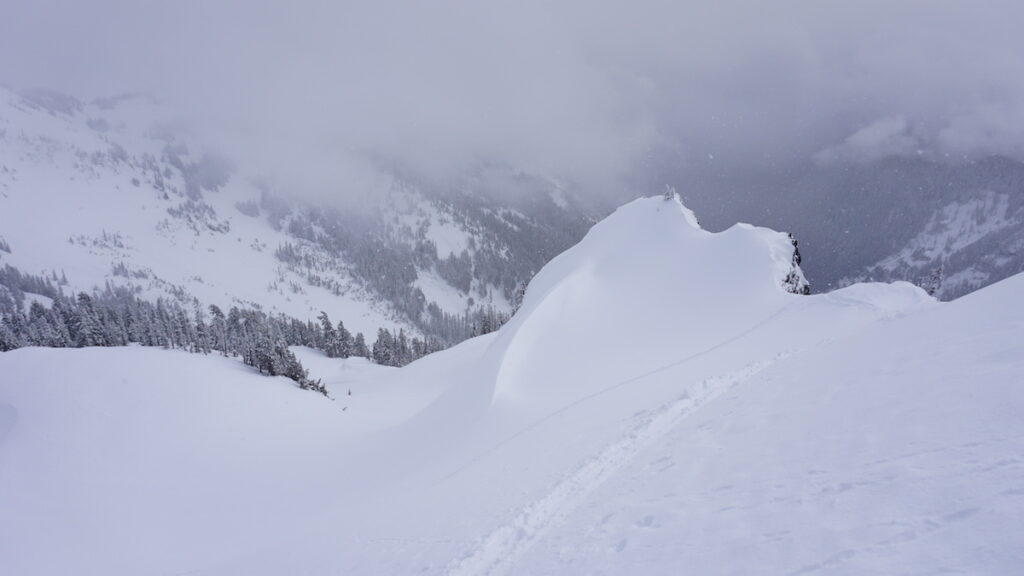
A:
[636, 514, 656, 528]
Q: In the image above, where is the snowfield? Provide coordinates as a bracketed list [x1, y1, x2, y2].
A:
[1, 197, 1022, 575]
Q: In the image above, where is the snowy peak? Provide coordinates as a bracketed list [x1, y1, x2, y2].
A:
[474, 195, 808, 405]
[510, 195, 802, 315]
[382, 195, 819, 435]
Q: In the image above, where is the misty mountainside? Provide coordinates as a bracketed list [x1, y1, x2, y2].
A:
[2, 196, 1021, 575]
[3, 81, 1023, 340]
[0, 86, 597, 345]
[681, 156, 1024, 300]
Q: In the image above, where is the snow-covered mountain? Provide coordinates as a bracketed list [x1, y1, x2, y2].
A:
[839, 187, 1024, 298]
[5, 82, 1022, 353]
[679, 156, 1024, 299]
[0, 86, 596, 342]
[2, 196, 1020, 575]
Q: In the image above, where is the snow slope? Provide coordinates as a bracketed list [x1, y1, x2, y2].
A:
[0, 86, 404, 336]
[1, 196, 1021, 575]
[509, 272, 1024, 575]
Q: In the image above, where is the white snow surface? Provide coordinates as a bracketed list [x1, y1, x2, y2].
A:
[2, 196, 1022, 575]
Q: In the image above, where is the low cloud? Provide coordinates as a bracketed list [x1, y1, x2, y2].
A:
[814, 117, 924, 165]
[816, 104, 1024, 166]
[938, 103, 1024, 161]
[3, 1, 1024, 197]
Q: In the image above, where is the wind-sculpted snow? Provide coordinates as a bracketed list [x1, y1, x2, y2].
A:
[382, 196, 815, 442]
[1, 195, 1020, 575]
[483, 196, 806, 408]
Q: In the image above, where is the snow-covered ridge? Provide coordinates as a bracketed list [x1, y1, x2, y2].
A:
[487, 195, 806, 405]
[2, 186, 1020, 574]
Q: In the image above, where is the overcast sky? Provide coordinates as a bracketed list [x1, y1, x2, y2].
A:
[4, 0, 1024, 196]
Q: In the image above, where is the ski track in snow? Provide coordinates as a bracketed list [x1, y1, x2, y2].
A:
[443, 352, 796, 576]
[439, 302, 797, 485]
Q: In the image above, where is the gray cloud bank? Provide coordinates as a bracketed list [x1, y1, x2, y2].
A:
[3, 0, 1024, 197]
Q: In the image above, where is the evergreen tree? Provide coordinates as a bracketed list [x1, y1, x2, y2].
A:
[208, 305, 227, 354]
[395, 329, 410, 366]
[0, 319, 21, 351]
[74, 293, 106, 346]
[372, 328, 394, 366]
[353, 332, 369, 358]
[27, 301, 59, 346]
[336, 320, 353, 358]
[512, 282, 527, 315]
[194, 310, 211, 354]
[226, 307, 243, 355]
[920, 264, 945, 297]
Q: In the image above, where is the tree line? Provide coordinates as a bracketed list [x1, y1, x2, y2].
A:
[264, 190, 532, 346]
[0, 264, 507, 394]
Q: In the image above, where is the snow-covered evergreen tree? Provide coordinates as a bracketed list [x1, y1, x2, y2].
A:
[336, 320, 353, 358]
[919, 264, 945, 297]
[353, 332, 369, 358]
[372, 328, 395, 366]
[318, 311, 340, 357]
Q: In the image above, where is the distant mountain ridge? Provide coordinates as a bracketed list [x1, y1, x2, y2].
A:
[0, 86, 598, 345]
[837, 185, 1024, 299]
[677, 156, 1024, 299]
[3, 82, 1022, 345]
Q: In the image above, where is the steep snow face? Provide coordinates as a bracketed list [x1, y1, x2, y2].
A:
[1, 194, 1020, 576]
[487, 196, 804, 406]
[385, 196, 825, 443]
